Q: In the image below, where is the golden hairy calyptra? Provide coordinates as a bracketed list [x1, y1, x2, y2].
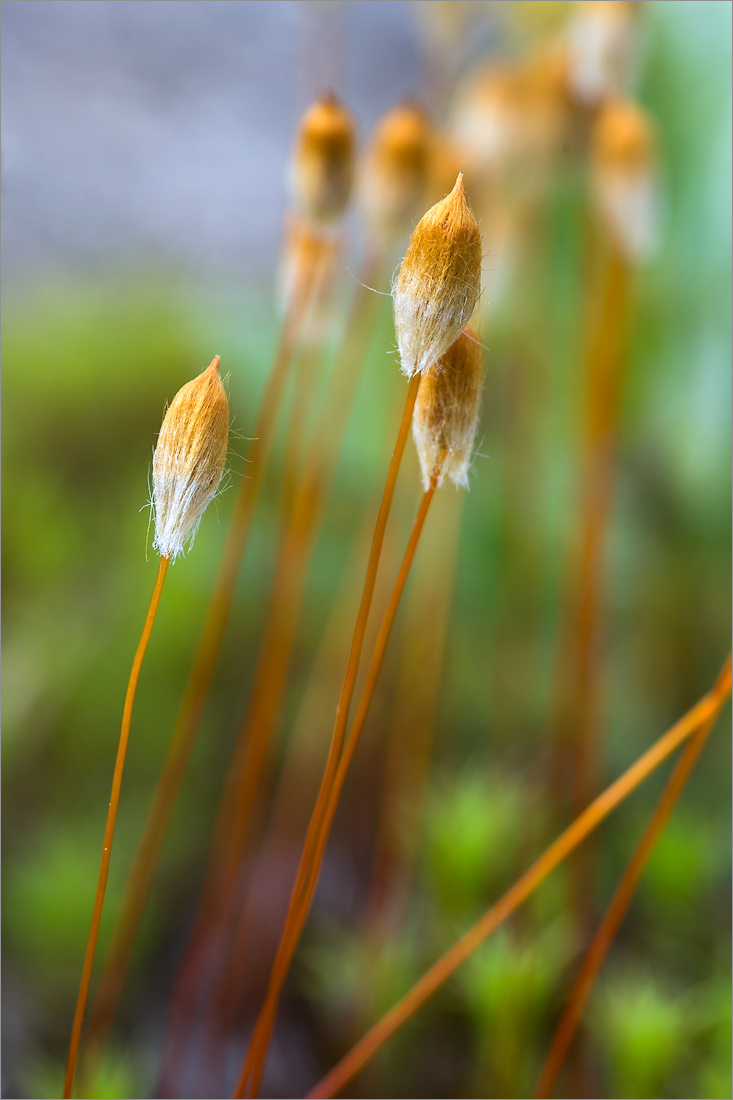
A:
[290, 92, 356, 231]
[412, 323, 484, 492]
[152, 356, 229, 561]
[393, 174, 482, 378]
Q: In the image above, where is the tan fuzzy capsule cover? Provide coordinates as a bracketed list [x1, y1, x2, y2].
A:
[393, 174, 482, 377]
[291, 93, 356, 230]
[412, 323, 484, 491]
[153, 357, 229, 560]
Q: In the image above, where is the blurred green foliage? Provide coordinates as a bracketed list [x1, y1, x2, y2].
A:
[424, 771, 527, 917]
[592, 972, 688, 1099]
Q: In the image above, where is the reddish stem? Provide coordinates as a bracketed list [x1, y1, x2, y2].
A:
[534, 653, 732, 1098]
[232, 374, 422, 1098]
[63, 555, 169, 1099]
[306, 656, 732, 1099]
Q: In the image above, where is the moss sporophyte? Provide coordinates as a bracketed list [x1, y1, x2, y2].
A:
[64, 358, 229, 1099]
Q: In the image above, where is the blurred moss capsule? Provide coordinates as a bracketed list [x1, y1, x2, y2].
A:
[412, 323, 484, 491]
[152, 356, 229, 560]
[394, 174, 482, 377]
[451, 61, 525, 183]
[290, 92, 356, 231]
[591, 96, 658, 261]
[361, 102, 432, 245]
[566, 0, 638, 105]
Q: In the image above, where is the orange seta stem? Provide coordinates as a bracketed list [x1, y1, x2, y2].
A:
[365, 489, 463, 934]
[306, 654, 732, 1099]
[81, 248, 322, 1078]
[63, 554, 169, 1099]
[553, 236, 632, 946]
[245, 481, 436, 1097]
[244, 478, 437, 1098]
[534, 652, 732, 1099]
[202, 515, 377, 1073]
[281, 337, 324, 511]
[232, 374, 423, 1098]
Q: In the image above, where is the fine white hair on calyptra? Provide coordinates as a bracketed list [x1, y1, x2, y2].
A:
[152, 357, 229, 561]
[412, 323, 485, 493]
[393, 174, 482, 379]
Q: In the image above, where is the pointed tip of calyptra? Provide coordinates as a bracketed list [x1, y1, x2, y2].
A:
[311, 88, 349, 122]
[208, 355, 221, 373]
[393, 169, 482, 377]
[397, 93, 425, 113]
[422, 172, 469, 228]
[443, 172, 470, 214]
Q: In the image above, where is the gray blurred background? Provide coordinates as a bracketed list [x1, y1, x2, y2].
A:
[2, 0, 430, 286]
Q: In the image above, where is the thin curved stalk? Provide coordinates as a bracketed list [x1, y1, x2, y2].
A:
[534, 652, 732, 1099]
[233, 375, 422, 1098]
[552, 238, 632, 940]
[238, 478, 437, 1098]
[63, 555, 169, 1099]
[365, 489, 463, 933]
[202, 515, 376, 1072]
[306, 654, 732, 1099]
